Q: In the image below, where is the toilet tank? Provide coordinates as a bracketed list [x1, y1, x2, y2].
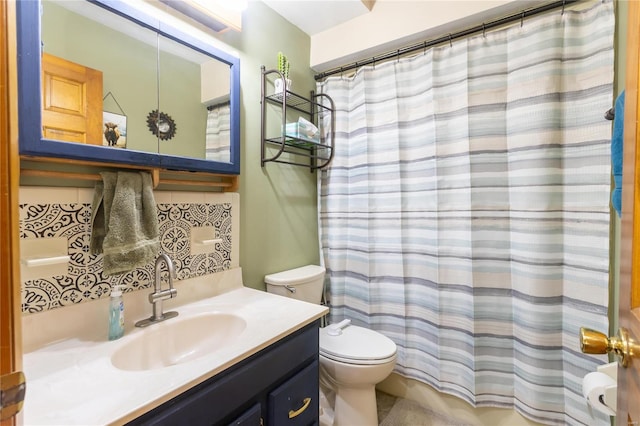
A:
[264, 265, 325, 304]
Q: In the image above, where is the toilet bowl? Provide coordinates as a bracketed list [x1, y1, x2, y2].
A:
[265, 265, 397, 426]
[319, 321, 397, 426]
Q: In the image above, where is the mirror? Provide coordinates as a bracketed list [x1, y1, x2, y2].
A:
[158, 34, 231, 163]
[17, 0, 240, 174]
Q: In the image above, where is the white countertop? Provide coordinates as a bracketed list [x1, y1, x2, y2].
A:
[22, 287, 327, 425]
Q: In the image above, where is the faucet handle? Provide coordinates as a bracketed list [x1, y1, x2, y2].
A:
[148, 287, 177, 303]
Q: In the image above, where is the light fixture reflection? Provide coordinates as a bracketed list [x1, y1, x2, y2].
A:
[192, 0, 248, 13]
[160, 0, 245, 32]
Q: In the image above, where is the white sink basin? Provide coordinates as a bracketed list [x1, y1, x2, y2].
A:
[111, 313, 247, 371]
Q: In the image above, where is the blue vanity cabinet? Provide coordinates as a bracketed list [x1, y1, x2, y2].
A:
[267, 360, 319, 425]
[227, 403, 261, 425]
[127, 321, 320, 426]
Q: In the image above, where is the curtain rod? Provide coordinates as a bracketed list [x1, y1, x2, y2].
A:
[314, 0, 579, 81]
[207, 100, 230, 111]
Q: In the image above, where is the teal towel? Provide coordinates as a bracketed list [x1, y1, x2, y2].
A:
[611, 91, 625, 216]
[90, 171, 160, 276]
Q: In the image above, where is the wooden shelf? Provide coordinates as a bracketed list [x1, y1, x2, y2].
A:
[20, 156, 239, 192]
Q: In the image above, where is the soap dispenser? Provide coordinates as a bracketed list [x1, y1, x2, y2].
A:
[109, 285, 125, 340]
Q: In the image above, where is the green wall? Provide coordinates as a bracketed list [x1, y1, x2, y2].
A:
[218, 2, 320, 289]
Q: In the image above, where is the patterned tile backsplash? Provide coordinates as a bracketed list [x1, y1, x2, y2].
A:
[19, 187, 238, 314]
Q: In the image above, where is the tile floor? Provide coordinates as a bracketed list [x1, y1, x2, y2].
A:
[377, 390, 471, 426]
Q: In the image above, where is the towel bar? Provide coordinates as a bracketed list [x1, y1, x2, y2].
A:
[20, 168, 238, 191]
[193, 238, 223, 246]
[21, 255, 70, 267]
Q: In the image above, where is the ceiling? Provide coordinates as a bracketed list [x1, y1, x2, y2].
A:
[260, 0, 374, 35]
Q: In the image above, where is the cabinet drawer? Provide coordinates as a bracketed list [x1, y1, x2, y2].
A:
[268, 360, 319, 426]
[227, 403, 261, 426]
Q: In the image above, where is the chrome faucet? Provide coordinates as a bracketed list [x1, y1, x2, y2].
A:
[135, 253, 178, 327]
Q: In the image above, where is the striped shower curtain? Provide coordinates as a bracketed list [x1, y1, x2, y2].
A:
[205, 103, 231, 162]
[317, 1, 614, 425]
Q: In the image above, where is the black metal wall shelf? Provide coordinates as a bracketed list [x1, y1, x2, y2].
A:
[260, 66, 335, 171]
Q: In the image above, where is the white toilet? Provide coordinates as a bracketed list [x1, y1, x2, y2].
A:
[265, 265, 397, 426]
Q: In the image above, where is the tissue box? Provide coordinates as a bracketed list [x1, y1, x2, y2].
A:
[284, 122, 320, 146]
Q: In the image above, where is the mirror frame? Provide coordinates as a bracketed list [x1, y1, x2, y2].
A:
[16, 0, 241, 174]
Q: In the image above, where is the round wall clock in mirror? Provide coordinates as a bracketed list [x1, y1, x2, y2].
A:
[146, 110, 177, 140]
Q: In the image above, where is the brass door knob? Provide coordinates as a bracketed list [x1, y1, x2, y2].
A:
[579, 327, 639, 367]
[580, 327, 611, 354]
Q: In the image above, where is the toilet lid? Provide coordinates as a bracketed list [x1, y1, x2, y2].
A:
[319, 324, 397, 363]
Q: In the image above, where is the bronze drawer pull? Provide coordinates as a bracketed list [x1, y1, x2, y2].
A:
[288, 397, 311, 419]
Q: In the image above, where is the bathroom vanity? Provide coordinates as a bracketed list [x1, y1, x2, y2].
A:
[20, 271, 328, 425]
[129, 322, 319, 425]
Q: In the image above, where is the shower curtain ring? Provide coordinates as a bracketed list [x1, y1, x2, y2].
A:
[372, 57, 376, 69]
[520, 11, 525, 27]
[396, 49, 400, 62]
[482, 23, 486, 38]
[561, 0, 566, 15]
[448, 34, 453, 47]
[423, 41, 427, 55]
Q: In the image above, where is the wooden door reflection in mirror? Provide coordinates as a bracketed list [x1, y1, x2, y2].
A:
[41, 53, 103, 144]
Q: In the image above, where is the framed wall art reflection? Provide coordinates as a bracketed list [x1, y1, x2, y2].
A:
[102, 111, 127, 149]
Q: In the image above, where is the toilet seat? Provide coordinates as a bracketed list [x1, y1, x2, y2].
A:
[319, 324, 397, 365]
